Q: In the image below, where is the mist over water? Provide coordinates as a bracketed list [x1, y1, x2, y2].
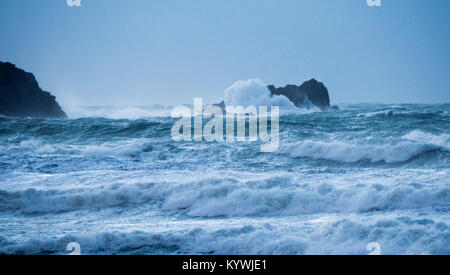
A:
[0, 103, 449, 255]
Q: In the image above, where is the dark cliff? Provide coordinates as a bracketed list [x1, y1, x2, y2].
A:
[0, 62, 66, 118]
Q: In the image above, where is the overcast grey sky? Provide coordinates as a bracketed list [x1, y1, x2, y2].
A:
[0, 0, 449, 106]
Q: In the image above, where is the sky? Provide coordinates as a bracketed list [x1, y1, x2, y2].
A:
[0, 0, 449, 107]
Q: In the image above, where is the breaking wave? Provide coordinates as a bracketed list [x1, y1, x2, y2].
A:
[1, 216, 448, 255]
[280, 141, 443, 163]
[224, 79, 296, 108]
[1, 174, 449, 216]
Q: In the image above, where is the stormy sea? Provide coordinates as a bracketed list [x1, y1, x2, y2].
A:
[0, 103, 449, 255]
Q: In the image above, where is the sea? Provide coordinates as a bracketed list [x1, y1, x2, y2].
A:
[0, 103, 449, 255]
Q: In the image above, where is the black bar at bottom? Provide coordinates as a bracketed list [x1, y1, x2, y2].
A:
[1, 255, 441, 273]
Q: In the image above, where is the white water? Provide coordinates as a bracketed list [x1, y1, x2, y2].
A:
[0, 103, 449, 255]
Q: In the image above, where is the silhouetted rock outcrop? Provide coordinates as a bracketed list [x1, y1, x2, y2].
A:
[0, 62, 66, 118]
[215, 79, 337, 111]
[268, 79, 331, 110]
[213, 101, 226, 110]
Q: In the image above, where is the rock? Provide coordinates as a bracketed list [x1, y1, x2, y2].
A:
[267, 79, 331, 110]
[213, 101, 226, 110]
[0, 61, 66, 118]
[215, 79, 335, 111]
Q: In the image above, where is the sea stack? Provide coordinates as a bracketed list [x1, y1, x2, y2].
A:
[0, 61, 66, 118]
[215, 79, 337, 111]
[267, 79, 332, 111]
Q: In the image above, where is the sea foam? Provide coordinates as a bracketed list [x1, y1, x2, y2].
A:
[224, 79, 296, 108]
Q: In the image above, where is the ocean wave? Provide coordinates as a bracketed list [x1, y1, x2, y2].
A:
[0, 182, 165, 214]
[160, 176, 450, 217]
[357, 109, 400, 118]
[1, 216, 448, 255]
[280, 131, 450, 163]
[279, 140, 442, 163]
[402, 131, 450, 149]
[1, 173, 448, 216]
[7, 138, 155, 159]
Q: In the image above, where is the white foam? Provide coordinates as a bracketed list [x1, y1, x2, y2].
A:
[0, 169, 448, 254]
[356, 108, 412, 118]
[224, 79, 296, 108]
[9, 138, 155, 159]
[402, 131, 450, 149]
[3, 171, 448, 216]
[160, 174, 450, 217]
[0, 214, 448, 255]
[279, 140, 437, 163]
[358, 110, 394, 118]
